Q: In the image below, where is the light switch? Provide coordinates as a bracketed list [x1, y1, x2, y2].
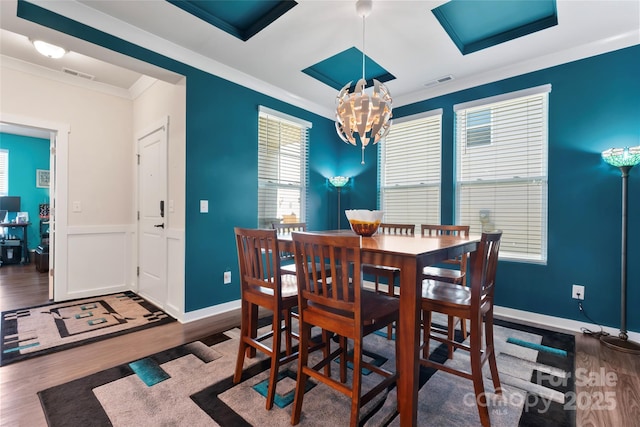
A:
[168, 199, 175, 213]
[72, 201, 82, 212]
[200, 200, 209, 213]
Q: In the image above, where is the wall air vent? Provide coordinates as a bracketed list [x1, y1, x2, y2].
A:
[424, 75, 454, 88]
[62, 67, 95, 80]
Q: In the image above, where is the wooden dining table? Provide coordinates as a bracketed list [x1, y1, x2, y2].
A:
[278, 229, 480, 426]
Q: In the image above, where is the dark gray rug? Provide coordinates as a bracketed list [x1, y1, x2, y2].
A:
[38, 318, 575, 426]
[1, 291, 175, 366]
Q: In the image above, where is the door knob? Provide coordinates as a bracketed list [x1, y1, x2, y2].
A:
[154, 223, 165, 229]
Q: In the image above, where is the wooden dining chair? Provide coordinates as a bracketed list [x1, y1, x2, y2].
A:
[362, 223, 415, 339]
[420, 224, 470, 285]
[233, 227, 302, 410]
[420, 224, 470, 356]
[290, 232, 399, 427]
[420, 231, 503, 427]
[272, 222, 307, 275]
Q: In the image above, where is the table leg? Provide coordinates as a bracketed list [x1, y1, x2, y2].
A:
[397, 258, 420, 426]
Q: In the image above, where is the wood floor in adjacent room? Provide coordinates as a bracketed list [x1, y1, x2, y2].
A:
[1, 264, 639, 427]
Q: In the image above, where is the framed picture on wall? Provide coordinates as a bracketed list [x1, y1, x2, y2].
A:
[36, 169, 50, 188]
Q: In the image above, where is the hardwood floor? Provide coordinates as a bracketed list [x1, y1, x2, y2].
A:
[1, 266, 638, 426]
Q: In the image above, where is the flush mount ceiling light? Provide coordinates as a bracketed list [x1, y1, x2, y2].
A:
[32, 40, 66, 59]
[335, 0, 392, 165]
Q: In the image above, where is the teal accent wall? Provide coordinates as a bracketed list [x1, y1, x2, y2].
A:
[393, 45, 640, 333]
[0, 133, 50, 251]
[182, 69, 340, 309]
[16, 1, 639, 332]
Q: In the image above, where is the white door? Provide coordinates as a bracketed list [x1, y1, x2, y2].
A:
[137, 120, 168, 308]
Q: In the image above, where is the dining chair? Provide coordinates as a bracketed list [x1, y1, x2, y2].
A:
[233, 227, 302, 410]
[272, 222, 336, 281]
[272, 222, 307, 275]
[419, 231, 503, 427]
[290, 232, 399, 427]
[362, 223, 415, 339]
[420, 224, 470, 356]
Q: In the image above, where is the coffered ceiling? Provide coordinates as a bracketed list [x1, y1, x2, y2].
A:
[1, 0, 638, 119]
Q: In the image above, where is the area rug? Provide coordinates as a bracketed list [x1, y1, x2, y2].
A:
[38, 318, 575, 426]
[1, 291, 175, 366]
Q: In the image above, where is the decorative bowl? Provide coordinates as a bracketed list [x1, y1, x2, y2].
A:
[344, 210, 383, 237]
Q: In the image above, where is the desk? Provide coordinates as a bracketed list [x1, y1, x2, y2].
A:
[0, 222, 31, 264]
[279, 230, 479, 426]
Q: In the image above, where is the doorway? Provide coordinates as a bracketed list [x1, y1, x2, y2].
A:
[0, 115, 70, 304]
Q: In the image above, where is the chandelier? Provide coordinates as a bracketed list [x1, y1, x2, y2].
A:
[335, 0, 392, 165]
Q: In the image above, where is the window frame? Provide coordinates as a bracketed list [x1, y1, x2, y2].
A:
[257, 106, 310, 229]
[0, 149, 8, 197]
[378, 109, 443, 228]
[454, 84, 551, 263]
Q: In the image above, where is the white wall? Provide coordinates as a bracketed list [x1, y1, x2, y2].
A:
[0, 67, 134, 225]
[132, 77, 187, 318]
[0, 64, 184, 308]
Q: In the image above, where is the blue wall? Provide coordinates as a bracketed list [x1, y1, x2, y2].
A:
[16, 2, 639, 332]
[182, 69, 341, 310]
[393, 45, 640, 333]
[0, 133, 50, 251]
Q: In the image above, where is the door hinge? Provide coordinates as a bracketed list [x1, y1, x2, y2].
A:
[137, 211, 140, 220]
[137, 154, 140, 165]
[137, 266, 140, 276]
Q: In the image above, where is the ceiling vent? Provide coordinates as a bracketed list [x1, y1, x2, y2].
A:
[62, 67, 95, 80]
[424, 75, 454, 88]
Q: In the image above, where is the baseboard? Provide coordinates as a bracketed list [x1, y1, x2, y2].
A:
[494, 305, 640, 342]
[177, 286, 640, 345]
[180, 299, 241, 323]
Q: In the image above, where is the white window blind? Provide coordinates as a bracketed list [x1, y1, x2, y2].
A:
[258, 107, 310, 229]
[455, 86, 550, 262]
[0, 149, 8, 197]
[379, 110, 442, 227]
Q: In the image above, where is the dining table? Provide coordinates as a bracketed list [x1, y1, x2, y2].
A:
[278, 229, 480, 426]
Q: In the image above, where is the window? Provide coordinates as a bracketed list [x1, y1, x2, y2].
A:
[379, 110, 442, 226]
[455, 85, 550, 262]
[258, 106, 310, 229]
[0, 149, 8, 197]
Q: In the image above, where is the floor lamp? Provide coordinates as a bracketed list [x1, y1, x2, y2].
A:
[329, 176, 349, 229]
[601, 146, 640, 354]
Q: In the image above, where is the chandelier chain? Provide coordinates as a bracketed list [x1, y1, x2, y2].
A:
[362, 15, 366, 81]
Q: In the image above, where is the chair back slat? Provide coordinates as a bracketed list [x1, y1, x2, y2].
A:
[272, 222, 307, 234]
[235, 227, 281, 296]
[272, 222, 307, 261]
[469, 231, 502, 304]
[379, 223, 416, 236]
[292, 232, 361, 314]
[420, 224, 470, 237]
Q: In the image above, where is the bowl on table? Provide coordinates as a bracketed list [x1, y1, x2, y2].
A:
[344, 210, 383, 237]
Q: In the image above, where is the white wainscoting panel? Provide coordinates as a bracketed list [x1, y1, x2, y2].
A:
[63, 225, 133, 299]
[165, 228, 185, 320]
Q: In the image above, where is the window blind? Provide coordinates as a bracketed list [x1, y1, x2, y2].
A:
[455, 87, 550, 262]
[0, 149, 8, 196]
[379, 111, 442, 227]
[258, 108, 309, 229]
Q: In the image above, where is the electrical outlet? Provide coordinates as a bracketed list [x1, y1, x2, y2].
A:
[223, 271, 231, 284]
[572, 284, 585, 300]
